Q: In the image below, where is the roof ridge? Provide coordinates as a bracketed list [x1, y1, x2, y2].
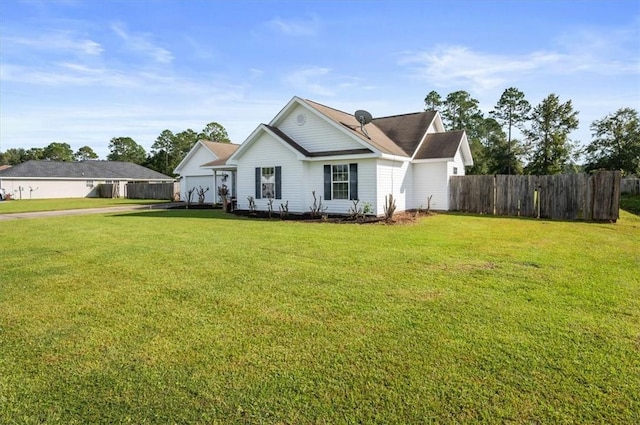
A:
[305, 98, 433, 121]
[373, 111, 433, 120]
[303, 98, 352, 117]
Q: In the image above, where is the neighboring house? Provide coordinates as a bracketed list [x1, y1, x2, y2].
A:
[0, 160, 173, 200]
[226, 96, 473, 215]
[173, 140, 240, 204]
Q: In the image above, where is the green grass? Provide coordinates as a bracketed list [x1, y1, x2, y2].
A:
[1, 209, 639, 423]
[0, 198, 168, 214]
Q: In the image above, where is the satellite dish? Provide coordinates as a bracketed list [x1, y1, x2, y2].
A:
[354, 110, 373, 125]
[354, 110, 373, 138]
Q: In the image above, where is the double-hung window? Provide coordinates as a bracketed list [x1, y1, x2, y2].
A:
[331, 164, 349, 199]
[261, 167, 275, 199]
[324, 163, 358, 201]
[254, 166, 281, 199]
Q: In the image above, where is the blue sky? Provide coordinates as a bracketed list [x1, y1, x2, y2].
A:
[1, 0, 639, 159]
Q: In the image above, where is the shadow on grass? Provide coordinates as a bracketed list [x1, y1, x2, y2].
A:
[443, 211, 623, 225]
[111, 209, 247, 220]
[111, 208, 384, 224]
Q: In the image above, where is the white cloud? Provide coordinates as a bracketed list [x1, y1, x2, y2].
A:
[283, 67, 375, 98]
[284, 66, 335, 96]
[399, 23, 640, 93]
[399, 45, 565, 92]
[266, 16, 320, 37]
[111, 23, 173, 64]
[3, 32, 103, 56]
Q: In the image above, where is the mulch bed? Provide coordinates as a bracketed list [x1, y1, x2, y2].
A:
[233, 209, 435, 225]
[168, 203, 435, 224]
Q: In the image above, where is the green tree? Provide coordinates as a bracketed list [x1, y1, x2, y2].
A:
[1, 148, 28, 165]
[74, 146, 99, 161]
[24, 147, 44, 161]
[149, 129, 176, 175]
[200, 122, 231, 143]
[107, 137, 146, 164]
[524, 94, 579, 175]
[490, 87, 531, 174]
[42, 142, 74, 161]
[483, 118, 524, 175]
[148, 128, 200, 175]
[583, 108, 640, 175]
[424, 90, 442, 111]
[441, 90, 487, 174]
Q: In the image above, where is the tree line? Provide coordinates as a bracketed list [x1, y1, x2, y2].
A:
[425, 88, 639, 176]
[1, 92, 638, 177]
[0, 121, 230, 177]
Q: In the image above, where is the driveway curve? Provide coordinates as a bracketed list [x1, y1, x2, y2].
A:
[0, 203, 178, 221]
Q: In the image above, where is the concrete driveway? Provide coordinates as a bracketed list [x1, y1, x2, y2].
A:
[0, 203, 178, 221]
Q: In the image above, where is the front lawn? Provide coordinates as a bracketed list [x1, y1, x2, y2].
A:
[1, 209, 638, 423]
[0, 198, 168, 214]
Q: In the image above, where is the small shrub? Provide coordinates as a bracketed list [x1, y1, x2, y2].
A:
[218, 185, 230, 211]
[247, 196, 257, 215]
[309, 191, 328, 218]
[185, 187, 196, 208]
[347, 199, 372, 220]
[196, 186, 210, 205]
[267, 198, 274, 218]
[384, 194, 396, 221]
[279, 201, 289, 219]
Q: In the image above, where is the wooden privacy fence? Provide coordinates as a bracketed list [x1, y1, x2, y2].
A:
[621, 178, 640, 195]
[126, 182, 177, 200]
[449, 171, 621, 221]
[98, 183, 120, 198]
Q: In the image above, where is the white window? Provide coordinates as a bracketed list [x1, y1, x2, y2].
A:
[86, 180, 94, 187]
[332, 164, 349, 200]
[261, 167, 275, 199]
[453, 167, 458, 175]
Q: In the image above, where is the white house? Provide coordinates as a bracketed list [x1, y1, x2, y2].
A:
[0, 160, 173, 200]
[173, 140, 240, 204]
[225, 96, 473, 215]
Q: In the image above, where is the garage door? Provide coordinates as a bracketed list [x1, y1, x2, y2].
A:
[182, 175, 215, 204]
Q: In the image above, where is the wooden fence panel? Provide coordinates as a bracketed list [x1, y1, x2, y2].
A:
[126, 182, 177, 200]
[449, 171, 620, 221]
[97, 183, 120, 198]
[592, 171, 621, 221]
[449, 175, 494, 214]
[495, 175, 538, 217]
[621, 178, 640, 195]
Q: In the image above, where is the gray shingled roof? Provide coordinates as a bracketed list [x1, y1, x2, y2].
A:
[414, 131, 465, 160]
[0, 160, 174, 180]
[372, 111, 438, 156]
[301, 99, 462, 160]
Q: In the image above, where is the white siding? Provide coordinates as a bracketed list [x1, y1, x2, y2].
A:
[177, 143, 218, 202]
[449, 151, 467, 177]
[278, 104, 364, 153]
[182, 176, 215, 203]
[236, 132, 305, 212]
[412, 162, 449, 211]
[376, 159, 412, 213]
[304, 159, 377, 215]
[1, 179, 103, 199]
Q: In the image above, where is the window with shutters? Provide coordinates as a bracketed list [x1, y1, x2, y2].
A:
[331, 164, 349, 200]
[261, 167, 275, 199]
[255, 166, 281, 200]
[324, 163, 357, 201]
